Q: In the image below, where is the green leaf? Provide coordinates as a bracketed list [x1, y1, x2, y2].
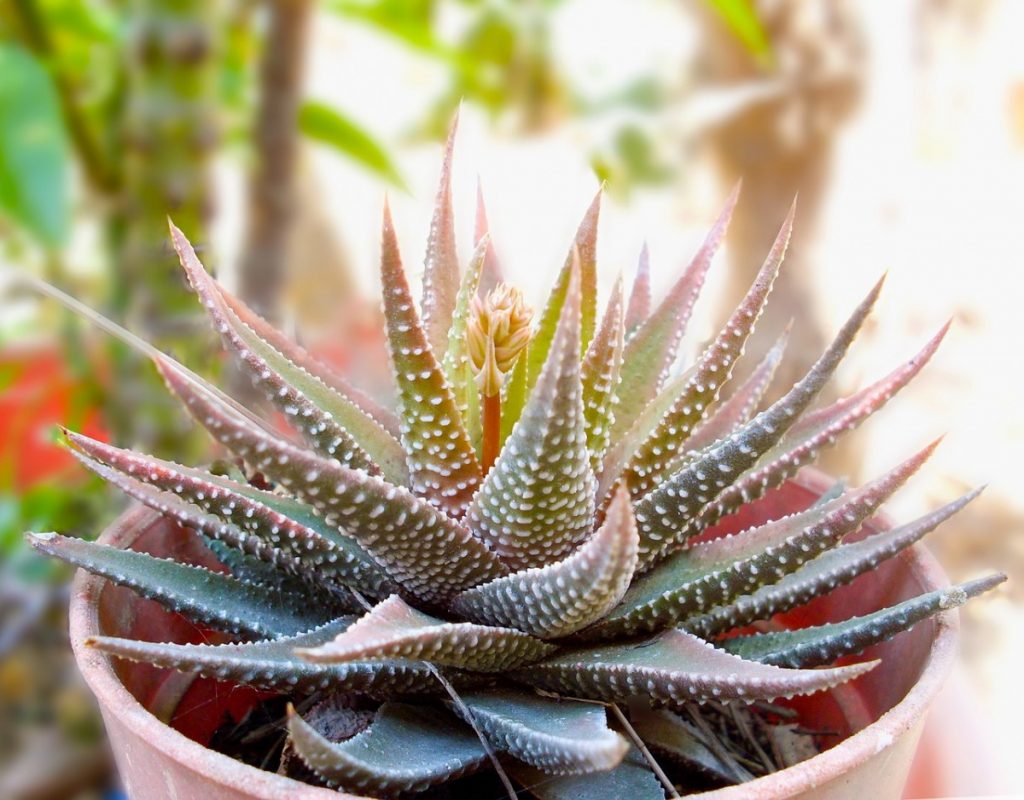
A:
[686, 488, 985, 638]
[467, 259, 596, 571]
[581, 275, 625, 469]
[454, 486, 638, 639]
[298, 100, 405, 188]
[297, 595, 555, 672]
[514, 628, 877, 705]
[508, 748, 665, 800]
[84, 618, 444, 695]
[630, 708, 749, 783]
[722, 574, 1005, 667]
[623, 243, 651, 336]
[288, 702, 488, 795]
[0, 44, 70, 246]
[457, 690, 628, 774]
[28, 532, 330, 639]
[706, 0, 773, 65]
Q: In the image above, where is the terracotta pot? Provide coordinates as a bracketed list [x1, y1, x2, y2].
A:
[69, 472, 959, 800]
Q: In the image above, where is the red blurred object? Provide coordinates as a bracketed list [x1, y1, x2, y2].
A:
[0, 343, 108, 490]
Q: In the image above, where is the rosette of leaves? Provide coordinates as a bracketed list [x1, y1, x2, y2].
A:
[29, 130, 1003, 799]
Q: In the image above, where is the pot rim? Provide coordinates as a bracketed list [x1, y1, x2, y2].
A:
[69, 472, 959, 800]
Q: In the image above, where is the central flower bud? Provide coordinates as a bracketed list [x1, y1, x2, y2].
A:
[468, 284, 533, 397]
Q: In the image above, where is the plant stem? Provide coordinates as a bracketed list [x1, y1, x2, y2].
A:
[482, 392, 501, 472]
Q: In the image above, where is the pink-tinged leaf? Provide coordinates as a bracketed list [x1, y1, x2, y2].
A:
[582, 442, 938, 640]
[86, 619, 437, 695]
[287, 703, 488, 796]
[421, 114, 461, 359]
[380, 203, 482, 517]
[475, 179, 505, 296]
[513, 628, 877, 705]
[624, 243, 651, 336]
[456, 690, 628, 774]
[723, 574, 1005, 668]
[679, 330, 788, 456]
[28, 532, 330, 639]
[691, 322, 947, 538]
[454, 486, 638, 639]
[632, 277, 885, 571]
[609, 185, 740, 444]
[526, 190, 601, 388]
[158, 361, 507, 604]
[686, 487, 984, 638]
[297, 595, 555, 672]
[467, 260, 596, 571]
[64, 431, 392, 596]
[170, 223, 408, 481]
[581, 275, 625, 469]
[623, 204, 793, 499]
[220, 288, 401, 437]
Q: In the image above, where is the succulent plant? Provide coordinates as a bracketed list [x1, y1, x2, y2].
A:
[29, 125, 1004, 799]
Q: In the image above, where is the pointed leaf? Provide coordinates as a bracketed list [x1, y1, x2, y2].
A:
[421, 115, 461, 360]
[527, 191, 601, 388]
[457, 690, 627, 774]
[288, 702, 487, 796]
[686, 488, 984, 638]
[171, 223, 408, 480]
[581, 276, 625, 469]
[441, 236, 488, 396]
[624, 243, 651, 336]
[583, 443, 937, 640]
[65, 431, 393, 596]
[159, 362, 506, 603]
[298, 595, 555, 672]
[633, 277, 884, 571]
[508, 748, 665, 800]
[28, 533, 329, 639]
[475, 180, 505, 295]
[623, 205, 792, 498]
[467, 260, 596, 570]
[723, 574, 1005, 667]
[380, 204, 482, 517]
[610, 186, 739, 443]
[454, 486, 638, 639]
[514, 628, 877, 705]
[86, 619, 437, 694]
[630, 708, 749, 783]
[692, 324, 948, 537]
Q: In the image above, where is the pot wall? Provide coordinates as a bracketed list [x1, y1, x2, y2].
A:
[69, 473, 959, 800]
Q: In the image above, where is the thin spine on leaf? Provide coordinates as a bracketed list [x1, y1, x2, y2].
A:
[692, 323, 948, 536]
[624, 243, 651, 336]
[28, 532, 330, 639]
[582, 443, 937, 641]
[513, 628, 877, 706]
[454, 690, 629, 774]
[624, 205, 793, 499]
[581, 275, 625, 469]
[380, 203, 482, 517]
[685, 488, 984, 638]
[453, 486, 638, 639]
[421, 114, 461, 359]
[170, 223, 396, 478]
[526, 190, 601, 388]
[679, 330, 788, 457]
[220, 287, 401, 438]
[287, 702, 488, 796]
[633, 276, 885, 571]
[85, 619, 440, 694]
[467, 260, 596, 571]
[475, 179, 505, 295]
[723, 574, 1005, 667]
[158, 361, 507, 603]
[298, 595, 554, 672]
[610, 184, 740, 444]
[65, 430, 391, 595]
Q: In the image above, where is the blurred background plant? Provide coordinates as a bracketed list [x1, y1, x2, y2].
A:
[1, 0, 1021, 797]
